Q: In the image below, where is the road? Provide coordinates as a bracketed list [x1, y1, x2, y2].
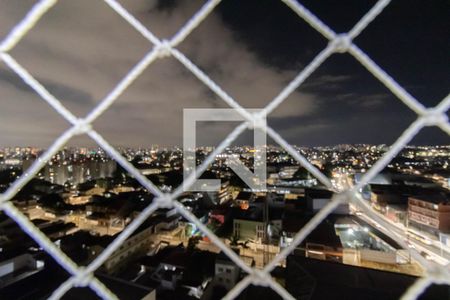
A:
[356, 212, 450, 265]
[334, 171, 450, 266]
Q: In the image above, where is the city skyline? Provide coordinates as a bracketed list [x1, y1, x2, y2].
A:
[1, 142, 449, 152]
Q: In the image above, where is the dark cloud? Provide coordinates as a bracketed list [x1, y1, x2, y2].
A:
[0, 69, 93, 105]
[0, 0, 448, 148]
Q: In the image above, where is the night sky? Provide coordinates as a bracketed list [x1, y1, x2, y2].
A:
[0, 0, 448, 148]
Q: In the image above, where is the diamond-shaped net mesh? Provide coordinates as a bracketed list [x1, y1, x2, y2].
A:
[0, 0, 449, 299]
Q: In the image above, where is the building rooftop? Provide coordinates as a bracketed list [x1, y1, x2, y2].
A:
[286, 255, 447, 300]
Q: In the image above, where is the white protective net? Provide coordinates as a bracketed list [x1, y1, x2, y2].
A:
[0, 0, 449, 299]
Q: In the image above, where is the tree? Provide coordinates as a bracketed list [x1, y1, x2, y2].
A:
[187, 236, 201, 252]
[293, 167, 311, 180]
[321, 163, 334, 178]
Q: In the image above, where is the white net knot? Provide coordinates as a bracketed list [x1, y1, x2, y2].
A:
[155, 39, 172, 58]
[330, 34, 351, 53]
[250, 270, 270, 287]
[247, 112, 266, 131]
[73, 268, 93, 287]
[422, 109, 448, 126]
[156, 194, 174, 209]
[333, 189, 355, 204]
[73, 118, 92, 135]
